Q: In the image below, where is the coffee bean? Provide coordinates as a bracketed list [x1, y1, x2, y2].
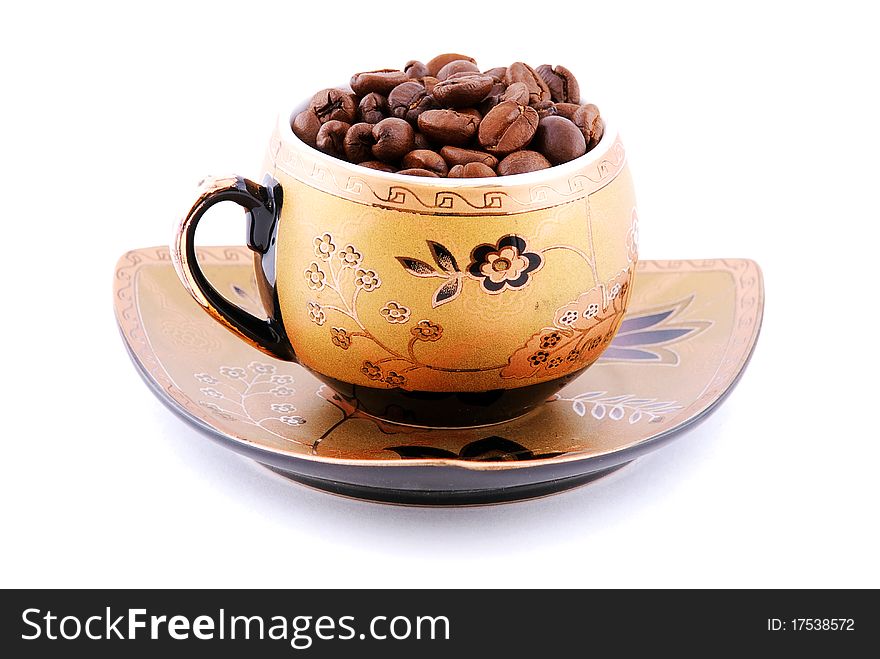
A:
[436, 59, 481, 81]
[401, 149, 449, 175]
[572, 103, 604, 147]
[404, 60, 429, 79]
[308, 88, 357, 124]
[388, 81, 437, 123]
[315, 120, 351, 158]
[292, 110, 321, 147]
[371, 117, 415, 162]
[533, 116, 586, 164]
[396, 167, 441, 177]
[447, 162, 496, 178]
[358, 93, 388, 124]
[532, 100, 558, 119]
[501, 82, 530, 105]
[439, 146, 498, 169]
[535, 64, 581, 104]
[417, 109, 480, 146]
[413, 132, 432, 150]
[426, 53, 477, 76]
[432, 74, 494, 108]
[350, 69, 409, 96]
[343, 123, 376, 163]
[359, 160, 396, 172]
[496, 150, 551, 175]
[483, 66, 507, 82]
[554, 102, 580, 121]
[478, 100, 539, 154]
[505, 62, 550, 105]
[479, 81, 507, 114]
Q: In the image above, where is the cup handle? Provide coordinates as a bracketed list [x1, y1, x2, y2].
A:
[171, 174, 295, 361]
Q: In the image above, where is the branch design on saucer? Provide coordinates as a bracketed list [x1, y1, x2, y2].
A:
[193, 361, 309, 445]
[549, 390, 682, 424]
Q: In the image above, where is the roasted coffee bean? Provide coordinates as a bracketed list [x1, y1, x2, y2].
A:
[404, 60, 429, 79]
[426, 53, 477, 77]
[533, 116, 586, 164]
[350, 69, 409, 96]
[436, 59, 481, 81]
[483, 66, 507, 82]
[401, 149, 449, 175]
[359, 160, 396, 172]
[388, 81, 437, 123]
[535, 64, 581, 104]
[501, 82, 530, 105]
[439, 146, 498, 169]
[315, 120, 351, 158]
[505, 62, 551, 105]
[572, 103, 604, 147]
[292, 110, 321, 147]
[479, 81, 507, 114]
[396, 167, 441, 177]
[532, 100, 558, 119]
[554, 102, 580, 121]
[448, 162, 496, 178]
[371, 117, 414, 162]
[308, 88, 357, 124]
[421, 76, 438, 94]
[478, 100, 539, 154]
[417, 109, 480, 146]
[358, 93, 388, 124]
[343, 122, 376, 163]
[432, 74, 494, 107]
[497, 150, 552, 175]
[413, 132, 432, 150]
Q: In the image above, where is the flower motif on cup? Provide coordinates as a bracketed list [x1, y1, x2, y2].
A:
[249, 361, 276, 374]
[195, 373, 218, 384]
[200, 387, 223, 398]
[331, 327, 351, 350]
[279, 415, 306, 426]
[380, 301, 411, 324]
[354, 268, 381, 291]
[313, 233, 336, 260]
[270, 374, 294, 385]
[304, 262, 326, 290]
[502, 268, 633, 380]
[361, 360, 383, 381]
[271, 403, 297, 414]
[411, 320, 443, 342]
[384, 371, 407, 387]
[338, 244, 363, 269]
[467, 235, 543, 294]
[269, 386, 295, 396]
[219, 366, 246, 379]
[307, 301, 326, 326]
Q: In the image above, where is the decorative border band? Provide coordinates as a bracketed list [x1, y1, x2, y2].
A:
[268, 130, 626, 216]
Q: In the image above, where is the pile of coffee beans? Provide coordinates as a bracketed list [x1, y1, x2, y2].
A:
[292, 54, 604, 178]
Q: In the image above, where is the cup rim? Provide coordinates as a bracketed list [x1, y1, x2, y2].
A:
[279, 89, 617, 188]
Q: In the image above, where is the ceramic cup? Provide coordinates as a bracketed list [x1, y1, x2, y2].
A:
[172, 95, 638, 427]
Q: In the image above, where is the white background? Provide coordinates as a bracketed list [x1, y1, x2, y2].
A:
[1, 1, 878, 588]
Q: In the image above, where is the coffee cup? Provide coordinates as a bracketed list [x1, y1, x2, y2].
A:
[172, 95, 637, 427]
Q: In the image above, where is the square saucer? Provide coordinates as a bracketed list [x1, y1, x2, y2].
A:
[115, 248, 763, 505]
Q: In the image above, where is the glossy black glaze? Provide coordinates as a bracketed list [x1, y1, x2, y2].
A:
[315, 368, 588, 427]
[263, 464, 628, 505]
[185, 175, 293, 360]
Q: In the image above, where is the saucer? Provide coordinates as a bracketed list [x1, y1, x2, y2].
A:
[114, 247, 763, 505]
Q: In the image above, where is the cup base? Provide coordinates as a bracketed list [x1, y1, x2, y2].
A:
[316, 368, 588, 428]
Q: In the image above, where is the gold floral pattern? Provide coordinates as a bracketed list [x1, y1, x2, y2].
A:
[354, 268, 381, 291]
[313, 233, 336, 260]
[330, 327, 351, 349]
[411, 320, 443, 342]
[307, 301, 325, 326]
[304, 262, 325, 290]
[338, 244, 362, 268]
[502, 268, 633, 380]
[380, 301, 411, 324]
